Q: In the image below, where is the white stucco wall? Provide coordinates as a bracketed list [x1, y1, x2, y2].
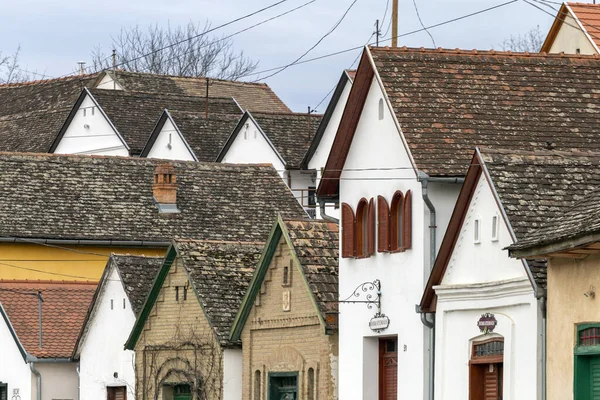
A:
[338, 76, 429, 400]
[434, 173, 541, 399]
[34, 363, 79, 400]
[288, 169, 316, 217]
[0, 314, 31, 400]
[96, 73, 124, 90]
[78, 267, 137, 400]
[146, 117, 196, 161]
[53, 94, 129, 156]
[223, 348, 242, 400]
[309, 78, 352, 221]
[220, 118, 285, 178]
[548, 9, 598, 55]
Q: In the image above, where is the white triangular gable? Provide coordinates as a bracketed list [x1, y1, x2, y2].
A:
[146, 113, 197, 161]
[441, 172, 528, 286]
[53, 92, 129, 156]
[95, 71, 124, 90]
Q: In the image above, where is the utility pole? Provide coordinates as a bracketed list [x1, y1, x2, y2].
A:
[374, 19, 381, 46]
[392, 0, 399, 47]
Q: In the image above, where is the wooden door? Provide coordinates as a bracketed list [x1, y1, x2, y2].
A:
[469, 363, 503, 400]
[269, 374, 298, 400]
[107, 386, 126, 400]
[379, 337, 398, 400]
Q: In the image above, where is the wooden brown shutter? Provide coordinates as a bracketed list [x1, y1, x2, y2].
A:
[377, 195, 390, 252]
[341, 202, 355, 258]
[367, 197, 376, 256]
[403, 190, 412, 249]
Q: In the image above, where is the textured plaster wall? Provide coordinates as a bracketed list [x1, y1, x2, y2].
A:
[547, 252, 600, 400]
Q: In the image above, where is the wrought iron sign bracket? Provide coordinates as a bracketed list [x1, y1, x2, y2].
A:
[339, 279, 381, 313]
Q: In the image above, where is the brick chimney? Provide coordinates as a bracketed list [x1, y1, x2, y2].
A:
[153, 163, 177, 205]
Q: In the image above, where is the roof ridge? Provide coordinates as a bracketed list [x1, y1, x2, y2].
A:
[111, 70, 271, 88]
[369, 45, 600, 59]
[91, 88, 238, 102]
[174, 238, 265, 245]
[0, 279, 98, 285]
[0, 72, 99, 89]
[252, 111, 324, 117]
[479, 147, 600, 158]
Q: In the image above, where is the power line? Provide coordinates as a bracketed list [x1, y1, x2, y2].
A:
[253, 0, 361, 82]
[412, 0, 436, 48]
[0, 260, 99, 280]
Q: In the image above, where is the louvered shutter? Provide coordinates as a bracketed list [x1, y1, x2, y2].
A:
[107, 387, 116, 400]
[403, 190, 412, 249]
[483, 365, 499, 400]
[341, 202, 355, 258]
[377, 195, 390, 252]
[367, 197, 375, 255]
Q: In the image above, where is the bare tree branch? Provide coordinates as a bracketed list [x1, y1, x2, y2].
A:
[92, 22, 258, 80]
[499, 25, 545, 53]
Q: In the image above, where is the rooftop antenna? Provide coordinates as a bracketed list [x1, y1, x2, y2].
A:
[307, 106, 317, 142]
[374, 19, 381, 47]
[205, 77, 210, 118]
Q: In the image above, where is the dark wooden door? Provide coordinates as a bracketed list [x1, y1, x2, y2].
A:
[107, 386, 126, 400]
[269, 374, 298, 400]
[379, 337, 398, 400]
[469, 363, 503, 400]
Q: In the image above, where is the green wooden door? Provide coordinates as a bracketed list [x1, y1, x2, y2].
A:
[268, 373, 298, 400]
[173, 384, 192, 400]
[591, 357, 600, 399]
[575, 355, 600, 400]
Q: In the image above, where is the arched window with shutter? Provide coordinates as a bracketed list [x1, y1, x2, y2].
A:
[367, 197, 375, 256]
[390, 191, 404, 251]
[377, 195, 390, 252]
[403, 190, 412, 249]
[355, 198, 370, 257]
[341, 203, 355, 258]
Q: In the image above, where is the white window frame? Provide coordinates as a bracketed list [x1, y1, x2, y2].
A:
[491, 214, 499, 242]
[474, 217, 482, 244]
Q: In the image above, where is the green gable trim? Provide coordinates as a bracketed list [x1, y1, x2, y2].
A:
[229, 215, 327, 342]
[124, 244, 177, 350]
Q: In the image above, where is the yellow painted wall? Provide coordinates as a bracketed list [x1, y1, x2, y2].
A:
[547, 252, 600, 400]
[0, 243, 166, 281]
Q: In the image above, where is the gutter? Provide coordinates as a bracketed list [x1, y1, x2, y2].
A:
[0, 237, 170, 247]
[319, 198, 339, 224]
[416, 171, 465, 400]
[30, 363, 41, 400]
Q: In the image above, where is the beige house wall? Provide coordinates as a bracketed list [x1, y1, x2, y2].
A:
[548, 12, 598, 55]
[547, 252, 600, 400]
[134, 257, 223, 400]
[240, 238, 338, 400]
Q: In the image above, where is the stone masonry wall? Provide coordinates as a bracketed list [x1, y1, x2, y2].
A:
[241, 238, 338, 400]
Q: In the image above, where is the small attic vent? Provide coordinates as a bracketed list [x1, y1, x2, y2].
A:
[152, 163, 180, 213]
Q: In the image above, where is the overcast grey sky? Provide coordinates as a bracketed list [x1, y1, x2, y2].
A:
[0, 0, 577, 112]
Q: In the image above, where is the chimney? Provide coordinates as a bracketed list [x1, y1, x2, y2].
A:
[153, 163, 178, 207]
[77, 61, 86, 76]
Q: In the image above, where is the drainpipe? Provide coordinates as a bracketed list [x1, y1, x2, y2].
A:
[30, 362, 41, 400]
[540, 295, 547, 400]
[76, 363, 81, 400]
[417, 171, 465, 400]
[319, 198, 339, 224]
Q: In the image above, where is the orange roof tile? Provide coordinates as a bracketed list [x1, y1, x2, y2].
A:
[0, 280, 96, 359]
[568, 2, 600, 49]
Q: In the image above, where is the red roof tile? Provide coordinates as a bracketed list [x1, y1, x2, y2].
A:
[568, 3, 600, 49]
[0, 280, 96, 359]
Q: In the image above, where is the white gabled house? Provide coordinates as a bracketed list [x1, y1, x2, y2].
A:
[75, 254, 163, 400]
[302, 69, 355, 220]
[317, 45, 600, 399]
[542, 2, 600, 55]
[140, 110, 198, 161]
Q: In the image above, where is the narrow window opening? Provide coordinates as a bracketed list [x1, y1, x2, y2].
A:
[390, 191, 404, 251]
[183, 286, 188, 301]
[123, 298, 126, 309]
[355, 200, 368, 257]
[283, 266, 289, 286]
[110, 299, 113, 310]
[308, 368, 315, 400]
[474, 218, 481, 244]
[83, 108, 87, 117]
[175, 286, 179, 301]
[254, 130, 257, 139]
[491, 214, 499, 242]
[244, 130, 248, 140]
[378, 98, 384, 120]
[254, 370, 261, 400]
[91, 107, 95, 116]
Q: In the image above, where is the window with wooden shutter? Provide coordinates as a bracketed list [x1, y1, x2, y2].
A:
[107, 386, 126, 400]
[403, 190, 412, 249]
[355, 198, 370, 258]
[341, 202, 355, 258]
[377, 195, 390, 252]
[367, 197, 375, 256]
[389, 191, 404, 252]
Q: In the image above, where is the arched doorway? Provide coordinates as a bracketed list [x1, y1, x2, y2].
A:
[469, 338, 504, 400]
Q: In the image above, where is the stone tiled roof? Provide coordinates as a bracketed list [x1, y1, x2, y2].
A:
[370, 47, 600, 176]
[252, 112, 322, 169]
[0, 74, 100, 152]
[0, 280, 96, 359]
[509, 187, 600, 252]
[108, 70, 290, 113]
[176, 239, 264, 346]
[0, 152, 306, 243]
[113, 255, 164, 316]
[283, 219, 339, 319]
[89, 89, 242, 154]
[481, 148, 600, 289]
[169, 110, 241, 162]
